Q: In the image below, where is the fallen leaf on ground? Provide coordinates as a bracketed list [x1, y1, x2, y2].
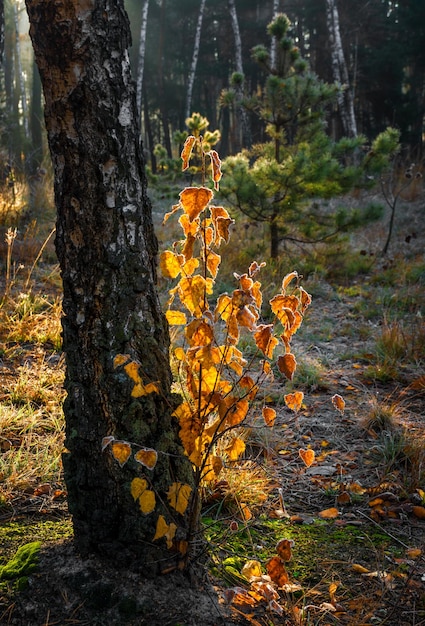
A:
[318, 507, 339, 519]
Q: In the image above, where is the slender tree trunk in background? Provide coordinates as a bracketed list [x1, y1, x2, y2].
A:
[29, 60, 43, 169]
[0, 0, 4, 65]
[26, 0, 195, 573]
[325, 0, 357, 137]
[157, 0, 172, 158]
[270, 0, 280, 70]
[144, 89, 157, 173]
[228, 0, 251, 150]
[13, 1, 29, 139]
[136, 0, 149, 118]
[185, 0, 206, 121]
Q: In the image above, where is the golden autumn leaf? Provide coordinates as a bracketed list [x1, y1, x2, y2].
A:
[123, 361, 141, 384]
[111, 441, 132, 467]
[254, 324, 278, 359]
[406, 548, 422, 559]
[299, 448, 315, 467]
[206, 249, 221, 278]
[412, 506, 425, 520]
[113, 353, 130, 368]
[266, 556, 290, 586]
[185, 319, 214, 347]
[319, 507, 340, 519]
[241, 560, 263, 581]
[219, 397, 249, 427]
[181, 135, 196, 171]
[202, 454, 223, 482]
[236, 306, 257, 330]
[131, 380, 159, 398]
[178, 275, 211, 317]
[139, 489, 156, 515]
[276, 539, 294, 562]
[332, 394, 346, 414]
[263, 406, 277, 427]
[165, 310, 187, 325]
[225, 436, 246, 461]
[281, 271, 298, 292]
[153, 514, 169, 541]
[167, 482, 192, 515]
[351, 563, 370, 574]
[131, 477, 148, 500]
[210, 206, 234, 245]
[299, 286, 312, 313]
[277, 353, 297, 380]
[179, 213, 200, 238]
[160, 250, 183, 279]
[240, 502, 252, 521]
[134, 447, 158, 470]
[208, 149, 222, 190]
[180, 187, 213, 222]
[284, 391, 304, 412]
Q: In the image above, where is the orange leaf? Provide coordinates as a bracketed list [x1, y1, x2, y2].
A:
[236, 306, 257, 330]
[178, 275, 211, 317]
[205, 249, 221, 278]
[412, 506, 425, 519]
[113, 354, 130, 368]
[178, 213, 200, 238]
[406, 548, 422, 559]
[284, 391, 304, 412]
[208, 149, 222, 190]
[263, 406, 277, 427]
[134, 447, 158, 470]
[254, 324, 279, 359]
[111, 441, 131, 467]
[160, 250, 183, 279]
[266, 556, 290, 586]
[277, 353, 297, 380]
[332, 394, 346, 414]
[299, 448, 315, 467]
[240, 502, 252, 521]
[181, 135, 196, 170]
[167, 482, 192, 515]
[276, 539, 294, 562]
[319, 507, 339, 519]
[219, 397, 249, 427]
[210, 206, 234, 245]
[185, 319, 214, 347]
[180, 186, 213, 222]
[281, 271, 298, 292]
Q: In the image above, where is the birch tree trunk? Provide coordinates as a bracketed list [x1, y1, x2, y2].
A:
[185, 0, 206, 121]
[325, 0, 357, 137]
[270, 0, 280, 70]
[14, 1, 29, 138]
[25, 0, 195, 574]
[228, 0, 251, 149]
[136, 0, 149, 117]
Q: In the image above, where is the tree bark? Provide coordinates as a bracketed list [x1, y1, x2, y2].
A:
[136, 0, 149, 118]
[325, 0, 357, 137]
[185, 0, 206, 121]
[228, 0, 251, 149]
[25, 0, 195, 574]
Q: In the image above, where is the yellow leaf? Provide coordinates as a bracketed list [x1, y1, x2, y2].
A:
[131, 380, 159, 398]
[167, 482, 192, 515]
[153, 515, 169, 542]
[202, 454, 223, 482]
[299, 286, 312, 313]
[225, 436, 246, 461]
[131, 477, 148, 500]
[185, 319, 214, 347]
[299, 448, 315, 467]
[178, 275, 210, 317]
[181, 135, 196, 171]
[182, 257, 199, 277]
[318, 507, 339, 519]
[113, 354, 130, 368]
[406, 548, 422, 559]
[284, 391, 304, 412]
[240, 502, 252, 521]
[219, 397, 249, 427]
[134, 447, 158, 470]
[351, 563, 370, 574]
[210, 206, 233, 244]
[111, 441, 132, 467]
[124, 361, 141, 384]
[263, 406, 277, 427]
[160, 250, 183, 279]
[180, 186, 213, 222]
[278, 353, 297, 381]
[139, 489, 156, 515]
[241, 560, 263, 581]
[332, 394, 346, 414]
[165, 310, 187, 325]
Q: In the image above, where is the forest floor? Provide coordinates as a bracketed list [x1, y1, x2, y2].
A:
[0, 188, 424, 625]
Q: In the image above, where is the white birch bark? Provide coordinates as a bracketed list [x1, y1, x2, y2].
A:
[270, 0, 280, 71]
[14, 1, 28, 138]
[326, 0, 357, 137]
[185, 0, 206, 120]
[228, 0, 251, 148]
[136, 0, 150, 117]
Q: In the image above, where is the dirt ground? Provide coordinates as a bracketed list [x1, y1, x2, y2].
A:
[0, 194, 424, 625]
